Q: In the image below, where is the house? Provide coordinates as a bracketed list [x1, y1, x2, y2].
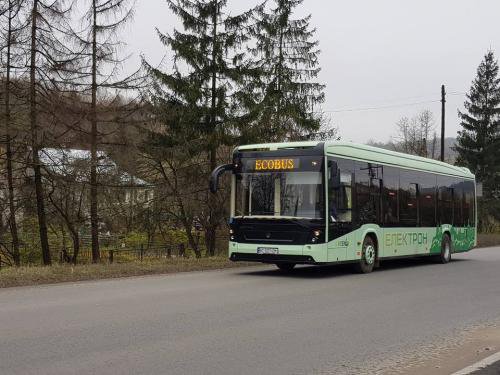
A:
[40, 148, 154, 207]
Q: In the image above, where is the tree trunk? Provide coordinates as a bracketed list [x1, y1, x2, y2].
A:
[206, 0, 218, 257]
[276, 15, 285, 139]
[181, 216, 201, 258]
[71, 231, 80, 265]
[204, 227, 216, 257]
[431, 133, 437, 159]
[30, 0, 51, 265]
[90, 0, 100, 263]
[174, 189, 201, 258]
[5, 1, 20, 266]
[207, 149, 217, 257]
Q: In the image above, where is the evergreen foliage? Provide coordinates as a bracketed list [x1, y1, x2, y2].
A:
[456, 51, 500, 200]
[243, 0, 325, 142]
[143, 0, 257, 256]
[144, 0, 256, 152]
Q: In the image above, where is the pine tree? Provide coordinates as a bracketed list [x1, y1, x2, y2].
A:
[244, 0, 325, 142]
[144, 0, 256, 256]
[456, 51, 500, 200]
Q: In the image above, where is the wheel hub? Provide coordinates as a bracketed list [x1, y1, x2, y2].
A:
[365, 245, 375, 265]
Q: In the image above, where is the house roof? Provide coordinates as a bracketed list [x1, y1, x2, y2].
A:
[40, 148, 153, 187]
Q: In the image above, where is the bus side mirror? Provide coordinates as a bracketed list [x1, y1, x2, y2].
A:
[209, 164, 233, 193]
[328, 160, 341, 190]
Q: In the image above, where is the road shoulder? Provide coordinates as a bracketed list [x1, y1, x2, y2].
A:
[382, 322, 500, 375]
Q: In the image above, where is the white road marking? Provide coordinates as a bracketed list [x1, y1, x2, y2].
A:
[451, 351, 500, 375]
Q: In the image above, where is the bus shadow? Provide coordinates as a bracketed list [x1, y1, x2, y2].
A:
[379, 257, 469, 271]
[238, 258, 470, 279]
[239, 264, 354, 279]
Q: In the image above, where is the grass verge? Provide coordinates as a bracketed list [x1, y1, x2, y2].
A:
[478, 233, 500, 248]
[1, 235, 499, 289]
[0, 257, 252, 289]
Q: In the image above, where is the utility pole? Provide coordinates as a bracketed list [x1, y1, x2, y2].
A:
[440, 84, 446, 162]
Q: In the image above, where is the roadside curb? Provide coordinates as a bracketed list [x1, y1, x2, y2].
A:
[451, 351, 500, 375]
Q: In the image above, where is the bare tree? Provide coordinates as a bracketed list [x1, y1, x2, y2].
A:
[393, 110, 436, 157]
[73, 0, 137, 263]
[27, 0, 75, 265]
[43, 149, 87, 264]
[308, 117, 340, 141]
[1, 0, 27, 265]
[137, 144, 203, 258]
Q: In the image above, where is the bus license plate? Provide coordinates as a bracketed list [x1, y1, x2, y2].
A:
[257, 247, 279, 255]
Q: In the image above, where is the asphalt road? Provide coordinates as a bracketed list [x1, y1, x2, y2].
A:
[1, 247, 500, 375]
[473, 361, 500, 375]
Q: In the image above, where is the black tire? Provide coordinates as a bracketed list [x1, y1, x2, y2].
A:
[438, 233, 452, 264]
[275, 263, 296, 271]
[354, 236, 377, 274]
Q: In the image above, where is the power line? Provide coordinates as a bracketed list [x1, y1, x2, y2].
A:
[318, 91, 468, 114]
[321, 99, 441, 114]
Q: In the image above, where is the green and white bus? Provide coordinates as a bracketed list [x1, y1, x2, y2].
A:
[210, 141, 477, 273]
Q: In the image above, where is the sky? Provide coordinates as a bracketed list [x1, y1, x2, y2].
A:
[123, 0, 500, 143]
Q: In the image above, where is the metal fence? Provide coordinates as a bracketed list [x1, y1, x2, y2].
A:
[74, 243, 189, 264]
[0, 235, 229, 268]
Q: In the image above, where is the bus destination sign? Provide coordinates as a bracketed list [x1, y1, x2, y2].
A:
[254, 158, 299, 171]
[238, 156, 322, 173]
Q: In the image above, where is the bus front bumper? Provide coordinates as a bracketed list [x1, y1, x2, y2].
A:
[230, 252, 317, 264]
[228, 242, 327, 263]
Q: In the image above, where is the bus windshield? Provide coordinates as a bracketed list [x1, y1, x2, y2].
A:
[235, 171, 324, 219]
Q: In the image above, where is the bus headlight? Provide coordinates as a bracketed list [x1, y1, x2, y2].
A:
[311, 229, 322, 243]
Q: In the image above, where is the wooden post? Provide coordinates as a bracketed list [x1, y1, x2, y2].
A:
[140, 244, 144, 261]
[440, 84, 446, 162]
[109, 250, 114, 264]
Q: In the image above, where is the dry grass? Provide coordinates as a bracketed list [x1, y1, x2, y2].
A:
[2, 234, 499, 289]
[0, 257, 251, 289]
[477, 233, 500, 248]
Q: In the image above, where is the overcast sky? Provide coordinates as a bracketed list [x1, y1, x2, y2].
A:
[123, 0, 500, 143]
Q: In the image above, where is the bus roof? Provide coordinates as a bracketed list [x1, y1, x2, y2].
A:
[235, 141, 474, 179]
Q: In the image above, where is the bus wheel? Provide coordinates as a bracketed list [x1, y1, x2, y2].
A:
[439, 233, 452, 264]
[355, 236, 377, 274]
[275, 263, 296, 272]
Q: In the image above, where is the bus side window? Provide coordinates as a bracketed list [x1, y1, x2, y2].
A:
[382, 166, 399, 225]
[329, 158, 353, 223]
[419, 173, 437, 227]
[463, 180, 475, 227]
[453, 179, 464, 227]
[355, 161, 380, 224]
[399, 170, 418, 226]
[437, 176, 454, 225]
[338, 171, 353, 222]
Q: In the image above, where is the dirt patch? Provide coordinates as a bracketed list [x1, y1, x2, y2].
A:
[478, 234, 500, 248]
[0, 257, 254, 288]
[380, 321, 500, 375]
